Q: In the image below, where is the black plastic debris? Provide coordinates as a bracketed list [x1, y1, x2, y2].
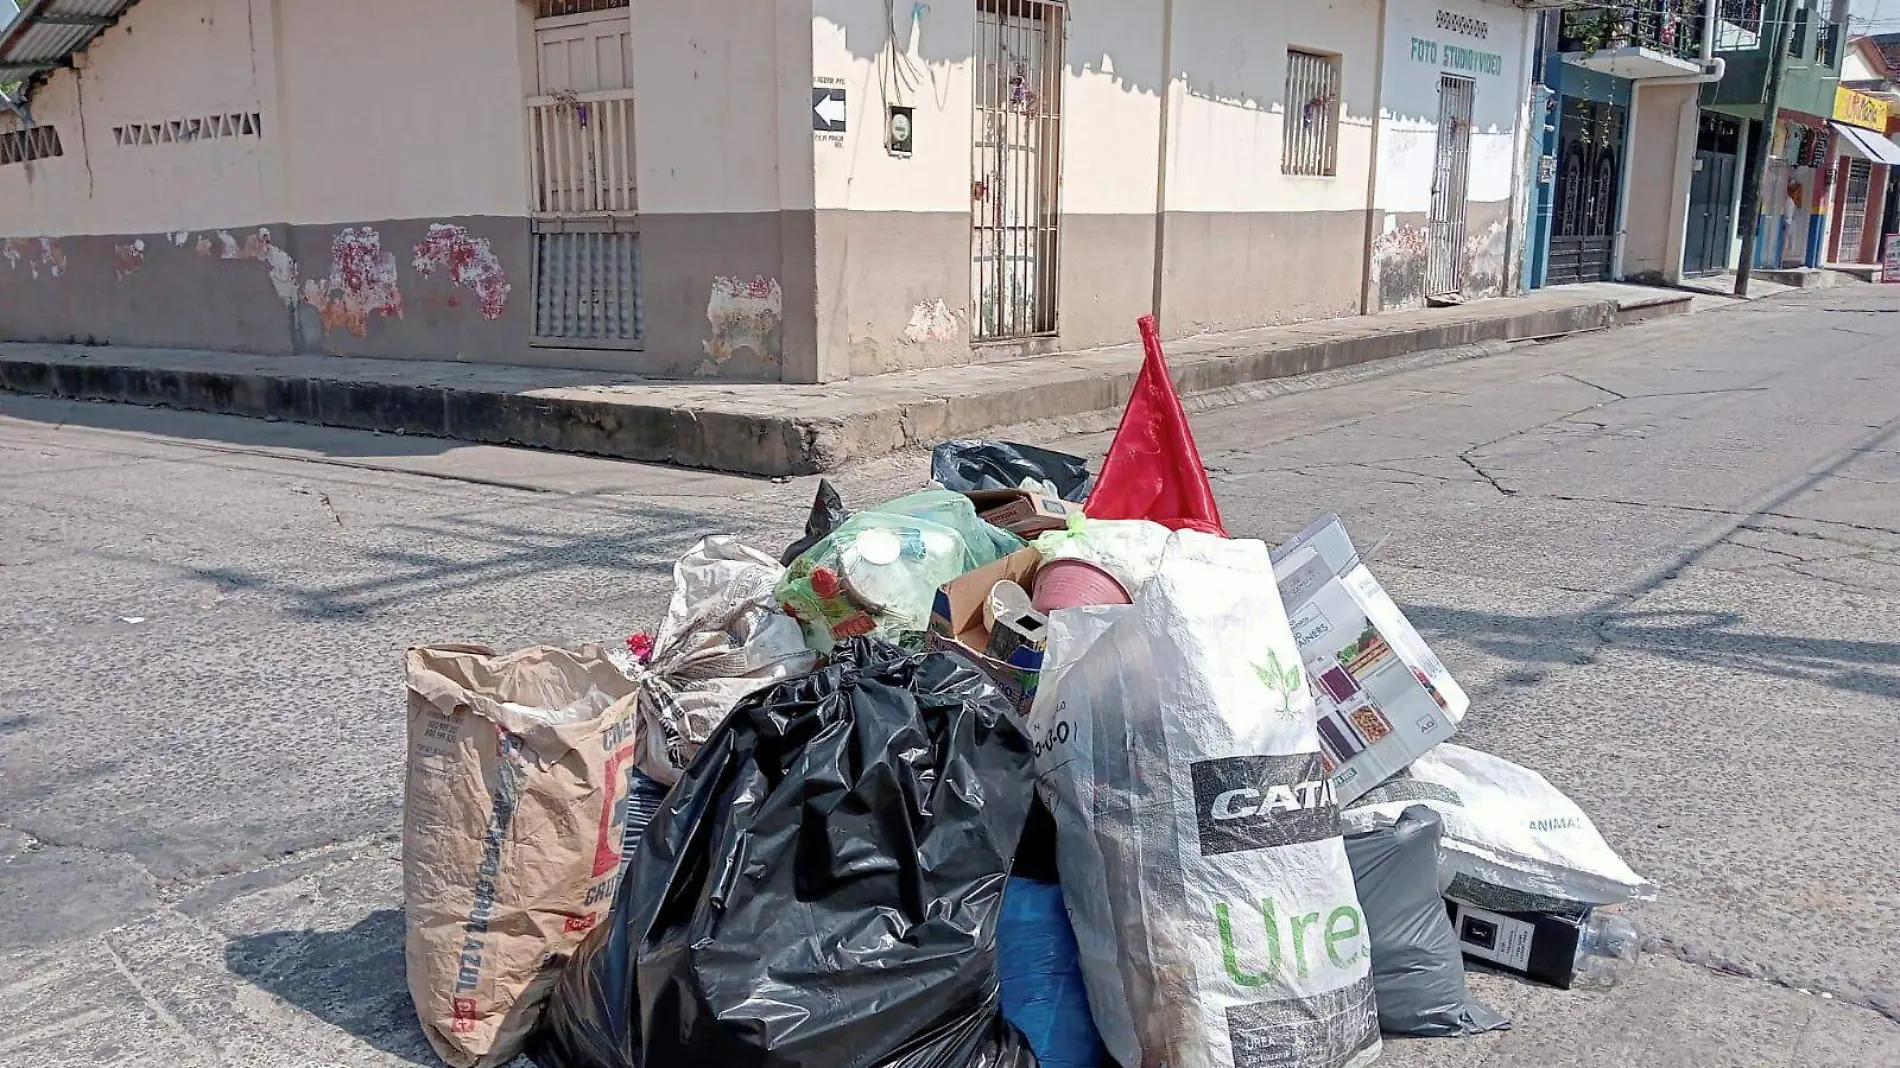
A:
[931, 441, 1093, 503]
[1345, 806, 1509, 1038]
[779, 478, 851, 566]
[533, 638, 1041, 1068]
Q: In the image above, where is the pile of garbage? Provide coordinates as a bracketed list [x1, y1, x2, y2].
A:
[399, 316, 1649, 1068]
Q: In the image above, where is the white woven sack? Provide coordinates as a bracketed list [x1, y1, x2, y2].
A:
[1029, 532, 1380, 1068]
[1342, 743, 1649, 911]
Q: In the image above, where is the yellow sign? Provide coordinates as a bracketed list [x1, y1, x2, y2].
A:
[1833, 87, 1889, 132]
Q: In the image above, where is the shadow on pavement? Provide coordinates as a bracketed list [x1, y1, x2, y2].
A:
[0, 393, 466, 460]
[1405, 603, 1900, 703]
[224, 908, 441, 1067]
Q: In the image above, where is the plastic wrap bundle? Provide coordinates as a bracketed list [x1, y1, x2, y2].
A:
[533, 639, 1040, 1068]
[777, 490, 1023, 653]
[1029, 533, 1380, 1068]
[620, 537, 816, 786]
[998, 878, 1107, 1068]
[1032, 514, 1174, 599]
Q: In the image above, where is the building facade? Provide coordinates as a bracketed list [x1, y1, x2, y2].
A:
[1702, 0, 1850, 272]
[1832, 35, 1900, 265]
[0, 0, 1545, 385]
[1520, 2, 1720, 288]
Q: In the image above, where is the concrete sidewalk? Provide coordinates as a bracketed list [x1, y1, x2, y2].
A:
[0, 282, 1690, 476]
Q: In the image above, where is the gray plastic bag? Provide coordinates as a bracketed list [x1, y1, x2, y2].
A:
[1344, 806, 1509, 1038]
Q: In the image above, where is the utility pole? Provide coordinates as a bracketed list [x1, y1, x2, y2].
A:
[1735, 0, 1800, 296]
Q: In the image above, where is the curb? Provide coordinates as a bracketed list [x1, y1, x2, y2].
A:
[0, 294, 1689, 476]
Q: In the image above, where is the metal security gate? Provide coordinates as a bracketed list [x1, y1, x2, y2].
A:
[528, 2, 643, 347]
[1426, 75, 1475, 299]
[1840, 158, 1873, 263]
[1684, 113, 1740, 276]
[972, 0, 1064, 342]
[1549, 98, 1626, 286]
[533, 226, 644, 344]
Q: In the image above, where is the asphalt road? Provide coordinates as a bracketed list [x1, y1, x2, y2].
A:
[2, 282, 1896, 1068]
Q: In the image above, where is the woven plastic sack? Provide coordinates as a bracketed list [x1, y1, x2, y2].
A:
[1028, 532, 1380, 1068]
[618, 537, 815, 785]
[1342, 744, 1649, 912]
[778, 490, 1023, 653]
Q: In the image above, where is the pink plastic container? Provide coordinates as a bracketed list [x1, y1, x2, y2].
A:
[1031, 558, 1133, 613]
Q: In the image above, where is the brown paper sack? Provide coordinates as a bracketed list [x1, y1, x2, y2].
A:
[403, 644, 640, 1067]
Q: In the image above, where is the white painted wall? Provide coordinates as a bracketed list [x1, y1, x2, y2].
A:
[0, 0, 529, 238]
[1842, 46, 1879, 84]
[1064, 3, 1163, 217]
[637, 0, 813, 215]
[0, 0, 273, 236]
[275, 0, 527, 225]
[1165, 0, 1380, 215]
[1375, 0, 1530, 216]
[810, 0, 972, 214]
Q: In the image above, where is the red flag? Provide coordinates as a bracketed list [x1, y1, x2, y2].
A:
[1084, 315, 1227, 536]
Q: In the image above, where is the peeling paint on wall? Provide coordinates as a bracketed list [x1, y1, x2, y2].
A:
[301, 227, 404, 338]
[412, 223, 511, 320]
[902, 298, 961, 344]
[114, 239, 147, 278]
[4, 237, 67, 279]
[210, 227, 301, 306]
[1372, 223, 1428, 311]
[699, 276, 782, 376]
[1462, 219, 1508, 299]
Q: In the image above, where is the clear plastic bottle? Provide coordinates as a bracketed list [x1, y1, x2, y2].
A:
[1569, 910, 1641, 991]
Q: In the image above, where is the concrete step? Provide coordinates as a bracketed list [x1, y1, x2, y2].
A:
[1754, 267, 1873, 289]
[0, 284, 1692, 477]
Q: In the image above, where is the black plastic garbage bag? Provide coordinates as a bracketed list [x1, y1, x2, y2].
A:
[532, 638, 1041, 1068]
[931, 441, 1093, 503]
[1344, 806, 1510, 1038]
[779, 479, 850, 566]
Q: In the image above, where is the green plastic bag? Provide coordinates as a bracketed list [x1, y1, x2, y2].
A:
[778, 491, 1023, 653]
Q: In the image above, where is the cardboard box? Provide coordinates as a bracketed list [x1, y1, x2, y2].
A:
[964, 490, 1080, 537]
[1274, 515, 1469, 804]
[928, 548, 1046, 713]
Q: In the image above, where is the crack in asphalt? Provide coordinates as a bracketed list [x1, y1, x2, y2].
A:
[1558, 372, 1627, 401]
[1459, 454, 1517, 496]
[1646, 934, 1900, 1027]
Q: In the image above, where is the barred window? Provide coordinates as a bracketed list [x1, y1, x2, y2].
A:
[1283, 48, 1341, 177]
[534, 0, 626, 17]
[0, 125, 61, 166]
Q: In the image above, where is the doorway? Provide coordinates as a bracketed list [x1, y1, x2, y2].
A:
[1549, 98, 1626, 286]
[1684, 113, 1740, 277]
[971, 0, 1065, 342]
[1838, 158, 1873, 263]
[1426, 75, 1476, 300]
[526, 1, 642, 347]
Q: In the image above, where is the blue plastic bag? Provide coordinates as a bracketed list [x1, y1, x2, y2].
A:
[998, 878, 1107, 1068]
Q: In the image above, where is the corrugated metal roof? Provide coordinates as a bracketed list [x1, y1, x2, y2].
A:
[0, 0, 140, 109]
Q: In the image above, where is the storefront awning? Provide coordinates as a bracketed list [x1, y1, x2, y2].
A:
[1830, 122, 1900, 168]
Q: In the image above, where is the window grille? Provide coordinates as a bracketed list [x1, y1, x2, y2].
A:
[1283, 49, 1341, 177]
